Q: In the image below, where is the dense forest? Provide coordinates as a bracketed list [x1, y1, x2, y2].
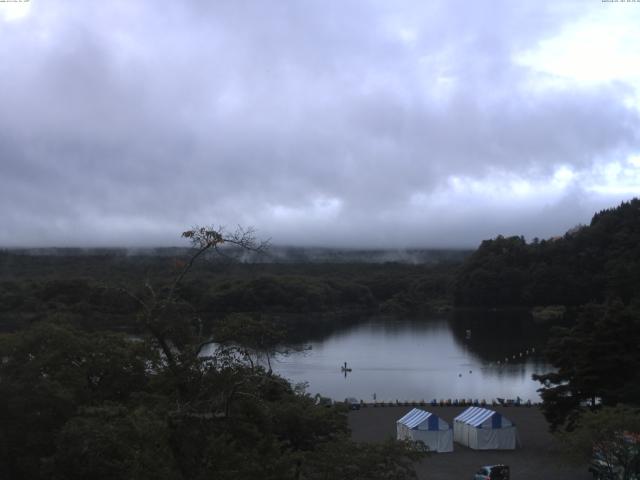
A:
[0, 251, 461, 335]
[0, 228, 430, 480]
[0, 239, 465, 478]
[453, 198, 640, 308]
[449, 198, 640, 478]
[3, 202, 640, 478]
[452, 199, 640, 473]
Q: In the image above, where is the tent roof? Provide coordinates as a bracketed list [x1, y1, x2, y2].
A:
[397, 408, 434, 429]
[454, 407, 499, 427]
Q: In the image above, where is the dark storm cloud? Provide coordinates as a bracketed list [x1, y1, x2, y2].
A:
[0, 0, 638, 247]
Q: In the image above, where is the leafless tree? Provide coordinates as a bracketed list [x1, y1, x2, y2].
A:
[121, 225, 269, 384]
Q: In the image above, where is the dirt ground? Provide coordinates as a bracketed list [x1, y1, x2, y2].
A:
[348, 405, 592, 480]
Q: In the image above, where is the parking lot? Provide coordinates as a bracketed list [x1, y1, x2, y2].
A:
[348, 405, 592, 480]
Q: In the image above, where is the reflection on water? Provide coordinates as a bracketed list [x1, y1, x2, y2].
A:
[274, 314, 553, 402]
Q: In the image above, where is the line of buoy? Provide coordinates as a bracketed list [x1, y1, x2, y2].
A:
[360, 398, 538, 408]
[459, 346, 539, 374]
[490, 346, 538, 368]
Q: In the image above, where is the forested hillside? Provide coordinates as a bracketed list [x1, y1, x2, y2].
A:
[452, 199, 640, 441]
[0, 228, 430, 480]
[453, 198, 640, 307]
[0, 251, 459, 333]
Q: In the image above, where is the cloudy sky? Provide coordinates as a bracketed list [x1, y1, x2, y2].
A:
[1, 0, 639, 248]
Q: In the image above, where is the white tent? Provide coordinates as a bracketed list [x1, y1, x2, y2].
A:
[396, 408, 453, 453]
[453, 406, 518, 450]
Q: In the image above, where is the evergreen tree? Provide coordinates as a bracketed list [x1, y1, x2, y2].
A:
[534, 301, 640, 430]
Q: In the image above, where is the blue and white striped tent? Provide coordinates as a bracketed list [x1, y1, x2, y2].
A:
[396, 408, 453, 452]
[453, 406, 518, 450]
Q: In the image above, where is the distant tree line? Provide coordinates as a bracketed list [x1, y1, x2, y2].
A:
[0, 257, 458, 334]
[453, 198, 640, 307]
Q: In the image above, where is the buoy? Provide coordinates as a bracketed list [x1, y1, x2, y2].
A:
[469, 370, 472, 374]
[458, 373, 462, 377]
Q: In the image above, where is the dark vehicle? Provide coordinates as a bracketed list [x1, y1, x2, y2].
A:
[587, 432, 639, 479]
[473, 464, 510, 480]
[588, 455, 639, 479]
[314, 395, 333, 407]
[345, 397, 360, 410]
[588, 458, 616, 479]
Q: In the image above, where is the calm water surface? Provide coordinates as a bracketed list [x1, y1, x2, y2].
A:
[273, 316, 552, 403]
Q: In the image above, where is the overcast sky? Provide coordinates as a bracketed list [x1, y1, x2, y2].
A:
[1, 1, 639, 248]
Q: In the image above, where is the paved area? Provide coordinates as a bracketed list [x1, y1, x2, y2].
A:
[348, 405, 592, 480]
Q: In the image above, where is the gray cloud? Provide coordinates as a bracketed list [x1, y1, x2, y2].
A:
[0, 0, 638, 248]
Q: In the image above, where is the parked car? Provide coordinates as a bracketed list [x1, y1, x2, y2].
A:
[588, 431, 639, 479]
[345, 397, 360, 410]
[588, 452, 639, 479]
[473, 464, 510, 480]
[314, 395, 333, 407]
[588, 457, 618, 479]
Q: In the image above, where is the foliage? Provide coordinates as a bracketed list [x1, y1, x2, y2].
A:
[560, 405, 640, 480]
[533, 302, 640, 430]
[50, 404, 179, 480]
[300, 438, 428, 480]
[0, 256, 458, 334]
[454, 198, 640, 307]
[0, 226, 427, 480]
[201, 275, 376, 314]
[0, 321, 155, 479]
[212, 313, 287, 373]
[0, 318, 425, 479]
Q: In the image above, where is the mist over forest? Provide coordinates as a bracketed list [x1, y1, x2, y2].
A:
[2, 0, 640, 478]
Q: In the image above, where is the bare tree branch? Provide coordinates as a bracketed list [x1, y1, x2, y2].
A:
[114, 224, 268, 403]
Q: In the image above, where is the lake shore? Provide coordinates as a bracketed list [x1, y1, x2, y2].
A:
[348, 405, 591, 480]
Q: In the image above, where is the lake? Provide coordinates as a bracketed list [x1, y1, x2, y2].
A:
[272, 314, 553, 403]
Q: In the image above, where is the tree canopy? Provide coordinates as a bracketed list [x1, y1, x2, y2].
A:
[534, 301, 640, 430]
[0, 226, 427, 480]
[560, 405, 640, 480]
[454, 198, 640, 307]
